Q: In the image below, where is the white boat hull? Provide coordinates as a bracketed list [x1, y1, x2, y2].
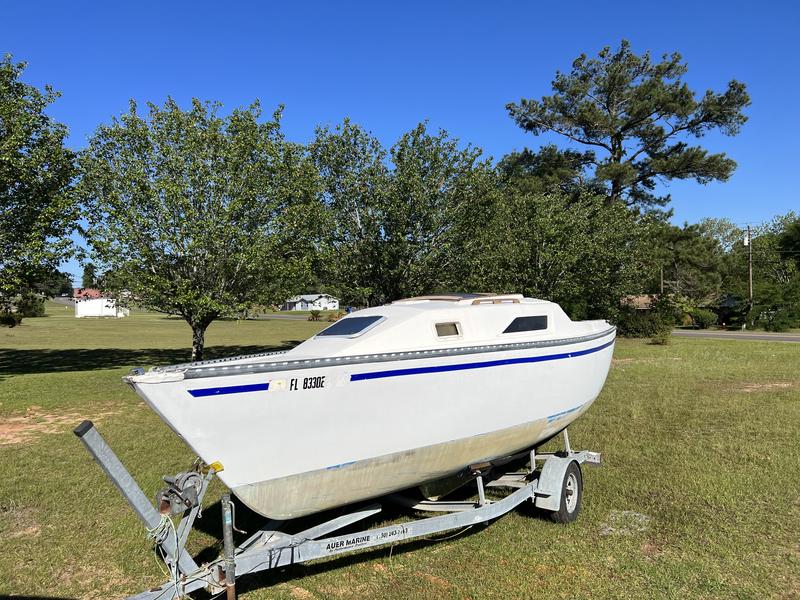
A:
[132, 330, 615, 519]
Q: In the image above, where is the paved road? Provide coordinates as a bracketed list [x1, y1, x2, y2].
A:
[672, 329, 800, 343]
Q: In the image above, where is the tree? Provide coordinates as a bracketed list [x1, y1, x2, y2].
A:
[79, 98, 319, 361]
[779, 217, 800, 268]
[382, 123, 498, 300]
[81, 262, 98, 288]
[32, 269, 73, 297]
[715, 213, 799, 329]
[310, 119, 390, 306]
[0, 55, 77, 312]
[655, 223, 724, 304]
[498, 144, 598, 196]
[507, 40, 750, 208]
[312, 121, 497, 305]
[697, 217, 743, 253]
[462, 189, 655, 320]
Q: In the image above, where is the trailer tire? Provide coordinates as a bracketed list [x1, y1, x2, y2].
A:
[547, 461, 582, 523]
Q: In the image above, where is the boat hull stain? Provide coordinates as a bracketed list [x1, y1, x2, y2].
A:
[233, 407, 586, 519]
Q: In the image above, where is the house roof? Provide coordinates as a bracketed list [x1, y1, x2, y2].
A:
[621, 294, 657, 310]
[73, 288, 104, 299]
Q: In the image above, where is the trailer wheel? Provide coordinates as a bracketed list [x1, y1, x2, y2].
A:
[547, 461, 582, 523]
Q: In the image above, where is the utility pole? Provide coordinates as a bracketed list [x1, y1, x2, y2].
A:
[747, 225, 753, 325]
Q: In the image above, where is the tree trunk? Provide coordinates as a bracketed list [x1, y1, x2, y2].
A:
[608, 178, 623, 206]
[191, 322, 207, 362]
[607, 134, 624, 205]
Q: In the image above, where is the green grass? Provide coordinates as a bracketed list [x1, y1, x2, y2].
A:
[1, 303, 798, 599]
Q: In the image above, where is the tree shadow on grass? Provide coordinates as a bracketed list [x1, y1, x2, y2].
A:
[0, 342, 303, 380]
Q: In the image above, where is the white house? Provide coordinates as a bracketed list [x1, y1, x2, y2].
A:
[75, 297, 130, 318]
[282, 294, 340, 311]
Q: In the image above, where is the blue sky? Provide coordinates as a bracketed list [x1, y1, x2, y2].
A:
[3, 1, 798, 284]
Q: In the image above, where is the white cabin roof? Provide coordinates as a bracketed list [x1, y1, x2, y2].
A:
[278, 294, 607, 360]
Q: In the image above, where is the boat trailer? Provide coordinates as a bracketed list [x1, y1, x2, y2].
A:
[74, 420, 600, 599]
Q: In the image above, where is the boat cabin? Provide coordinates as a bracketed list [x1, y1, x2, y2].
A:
[289, 294, 607, 358]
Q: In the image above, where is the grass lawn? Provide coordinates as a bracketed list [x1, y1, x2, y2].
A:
[1, 302, 798, 599]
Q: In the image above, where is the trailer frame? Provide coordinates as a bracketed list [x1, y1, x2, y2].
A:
[74, 420, 600, 600]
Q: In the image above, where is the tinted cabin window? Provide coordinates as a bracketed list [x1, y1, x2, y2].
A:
[317, 316, 383, 337]
[435, 322, 460, 337]
[503, 315, 548, 333]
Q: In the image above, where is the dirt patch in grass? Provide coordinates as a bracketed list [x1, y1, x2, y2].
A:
[57, 561, 133, 600]
[641, 542, 663, 558]
[417, 571, 454, 590]
[290, 586, 317, 599]
[740, 382, 796, 393]
[0, 501, 40, 539]
[0, 405, 119, 446]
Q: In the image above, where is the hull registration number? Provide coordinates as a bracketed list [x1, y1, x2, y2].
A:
[291, 376, 325, 391]
[271, 375, 326, 392]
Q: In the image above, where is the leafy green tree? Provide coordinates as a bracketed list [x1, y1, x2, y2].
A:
[383, 123, 498, 300]
[507, 40, 750, 208]
[698, 217, 743, 252]
[310, 119, 390, 306]
[0, 55, 77, 313]
[778, 217, 800, 268]
[716, 213, 799, 329]
[81, 262, 98, 288]
[312, 121, 497, 305]
[751, 276, 800, 331]
[463, 189, 655, 320]
[79, 98, 319, 360]
[656, 223, 724, 304]
[32, 268, 73, 297]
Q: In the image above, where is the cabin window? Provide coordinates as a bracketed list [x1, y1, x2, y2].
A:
[317, 315, 384, 337]
[502, 315, 548, 333]
[435, 322, 461, 337]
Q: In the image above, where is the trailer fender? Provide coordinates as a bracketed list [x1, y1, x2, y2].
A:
[534, 455, 577, 512]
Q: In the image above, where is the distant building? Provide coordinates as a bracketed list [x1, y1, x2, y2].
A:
[282, 294, 340, 311]
[75, 297, 130, 318]
[73, 287, 104, 299]
[620, 294, 658, 311]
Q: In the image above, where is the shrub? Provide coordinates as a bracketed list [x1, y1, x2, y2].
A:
[761, 309, 794, 332]
[687, 308, 717, 329]
[615, 308, 671, 338]
[308, 310, 321, 322]
[649, 329, 672, 345]
[0, 312, 22, 328]
[16, 293, 45, 317]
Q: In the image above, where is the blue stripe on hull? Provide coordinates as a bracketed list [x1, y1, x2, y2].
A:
[547, 403, 584, 422]
[188, 382, 270, 397]
[350, 339, 615, 382]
